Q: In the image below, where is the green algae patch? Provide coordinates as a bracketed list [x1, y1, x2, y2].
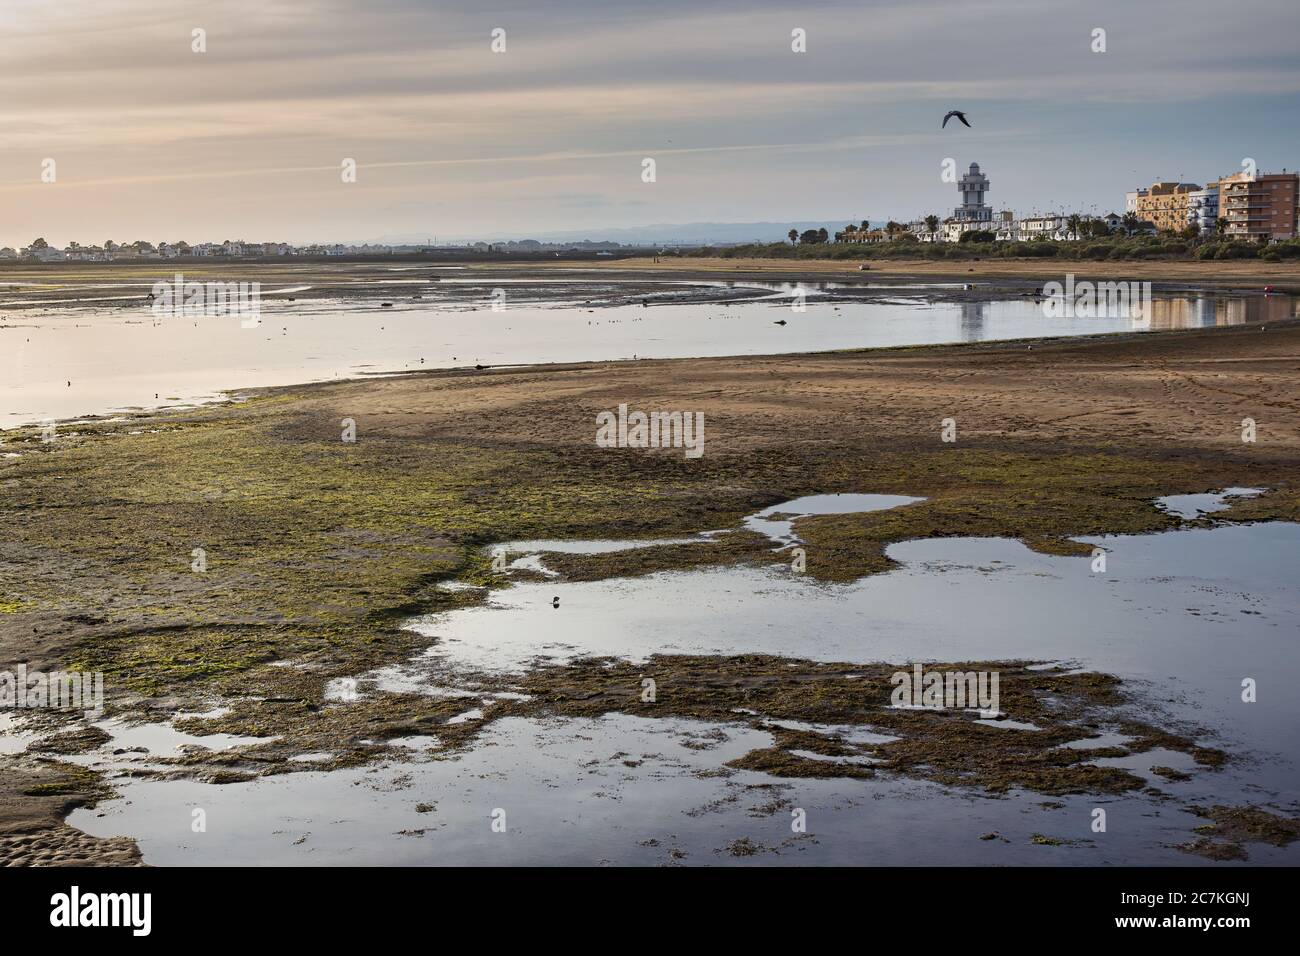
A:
[1177, 804, 1300, 861]
[535, 530, 775, 581]
[1213, 485, 1300, 524]
[501, 655, 1214, 797]
[109, 653, 1222, 808]
[20, 760, 110, 802]
[28, 726, 113, 755]
[1184, 804, 1300, 850]
[727, 748, 875, 780]
[1, 377, 1283, 706]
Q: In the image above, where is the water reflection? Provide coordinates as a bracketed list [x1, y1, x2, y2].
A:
[1145, 294, 1297, 329]
[960, 301, 986, 341]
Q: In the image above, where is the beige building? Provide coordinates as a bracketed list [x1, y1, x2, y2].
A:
[1217, 170, 1299, 240]
[834, 225, 890, 244]
[1134, 182, 1201, 233]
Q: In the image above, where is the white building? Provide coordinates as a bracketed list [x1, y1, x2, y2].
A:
[1185, 186, 1219, 234]
[1017, 215, 1070, 241]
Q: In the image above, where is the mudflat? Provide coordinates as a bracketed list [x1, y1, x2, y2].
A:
[2, 311, 1298, 864]
[557, 255, 1300, 286]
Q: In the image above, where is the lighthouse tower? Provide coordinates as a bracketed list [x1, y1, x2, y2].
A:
[955, 163, 992, 222]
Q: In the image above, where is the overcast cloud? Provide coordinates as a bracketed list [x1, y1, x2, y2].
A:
[2, 0, 1298, 244]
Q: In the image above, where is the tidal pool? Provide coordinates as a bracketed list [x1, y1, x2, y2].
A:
[62, 495, 1300, 866]
[65, 711, 1297, 867]
[1156, 487, 1264, 520]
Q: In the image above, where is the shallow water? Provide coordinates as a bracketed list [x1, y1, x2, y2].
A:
[743, 492, 925, 546]
[66, 711, 1298, 866]
[3, 288, 1291, 429]
[1156, 487, 1264, 519]
[56, 492, 1300, 866]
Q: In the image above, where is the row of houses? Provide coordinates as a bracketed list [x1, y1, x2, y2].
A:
[2, 240, 299, 262]
[0, 240, 426, 262]
[835, 161, 1299, 248]
[1126, 168, 1299, 240]
[836, 163, 1125, 246]
[837, 211, 1124, 245]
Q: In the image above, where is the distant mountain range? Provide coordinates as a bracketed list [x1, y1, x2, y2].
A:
[364, 220, 877, 247]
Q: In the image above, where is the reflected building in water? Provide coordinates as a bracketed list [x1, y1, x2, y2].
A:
[1143, 295, 1298, 329]
[959, 300, 987, 341]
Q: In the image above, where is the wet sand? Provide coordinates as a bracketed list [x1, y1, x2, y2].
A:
[566, 256, 1300, 288]
[2, 256, 1298, 313]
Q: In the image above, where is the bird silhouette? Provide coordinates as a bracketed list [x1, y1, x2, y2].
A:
[942, 110, 971, 129]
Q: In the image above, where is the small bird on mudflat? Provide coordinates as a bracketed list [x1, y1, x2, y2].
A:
[942, 110, 971, 129]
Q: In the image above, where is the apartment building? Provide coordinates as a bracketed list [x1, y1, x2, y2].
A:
[1217, 170, 1299, 240]
[1134, 182, 1201, 233]
[1185, 184, 1220, 234]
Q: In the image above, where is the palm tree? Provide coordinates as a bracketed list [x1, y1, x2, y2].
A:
[1066, 214, 1082, 240]
[788, 229, 798, 246]
[1214, 217, 1228, 237]
[1121, 212, 1141, 236]
[924, 215, 939, 234]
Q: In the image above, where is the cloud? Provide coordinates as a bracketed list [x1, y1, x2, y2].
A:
[1, 0, 1296, 244]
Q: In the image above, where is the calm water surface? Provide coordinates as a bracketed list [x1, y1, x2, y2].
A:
[3, 287, 1293, 428]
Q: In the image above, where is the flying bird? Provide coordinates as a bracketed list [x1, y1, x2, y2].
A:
[942, 110, 971, 129]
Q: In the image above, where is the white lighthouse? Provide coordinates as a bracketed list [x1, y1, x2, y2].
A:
[955, 162, 992, 222]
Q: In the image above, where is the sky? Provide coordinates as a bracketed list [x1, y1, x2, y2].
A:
[2, 0, 1299, 247]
